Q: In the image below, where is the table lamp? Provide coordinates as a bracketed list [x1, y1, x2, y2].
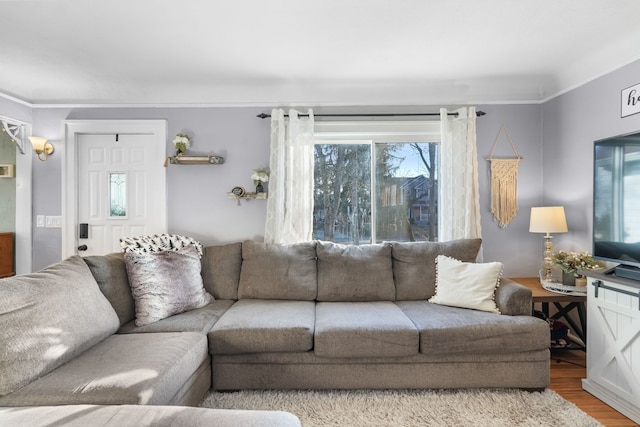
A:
[529, 206, 568, 281]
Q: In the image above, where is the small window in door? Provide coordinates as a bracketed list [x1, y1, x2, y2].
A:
[109, 173, 127, 217]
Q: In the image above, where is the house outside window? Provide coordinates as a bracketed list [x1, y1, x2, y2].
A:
[313, 121, 440, 244]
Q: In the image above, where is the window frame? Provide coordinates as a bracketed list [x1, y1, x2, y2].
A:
[313, 120, 441, 243]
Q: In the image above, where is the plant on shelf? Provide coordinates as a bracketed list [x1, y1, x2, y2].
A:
[252, 168, 269, 193]
[172, 133, 191, 156]
[552, 250, 602, 285]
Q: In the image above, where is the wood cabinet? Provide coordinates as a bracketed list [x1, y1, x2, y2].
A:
[0, 232, 15, 278]
[582, 273, 640, 424]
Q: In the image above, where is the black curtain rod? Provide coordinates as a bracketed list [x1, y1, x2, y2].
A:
[256, 111, 486, 119]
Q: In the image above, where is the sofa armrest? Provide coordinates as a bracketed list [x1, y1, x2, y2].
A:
[495, 278, 532, 316]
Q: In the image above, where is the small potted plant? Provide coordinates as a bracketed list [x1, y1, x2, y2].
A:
[551, 250, 602, 286]
[172, 133, 191, 156]
[252, 168, 269, 193]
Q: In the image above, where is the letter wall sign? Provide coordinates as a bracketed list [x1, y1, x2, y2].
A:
[622, 82, 640, 118]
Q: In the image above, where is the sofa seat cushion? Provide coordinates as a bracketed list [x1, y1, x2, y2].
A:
[118, 299, 234, 334]
[390, 239, 482, 300]
[316, 241, 395, 301]
[209, 300, 315, 355]
[396, 301, 550, 355]
[238, 241, 317, 300]
[314, 302, 419, 358]
[0, 405, 302, 427]
[0, 255, 120, 397]
[0, 332, 209, 406]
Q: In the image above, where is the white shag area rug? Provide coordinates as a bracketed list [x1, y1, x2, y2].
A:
[200, 388, 603, 427]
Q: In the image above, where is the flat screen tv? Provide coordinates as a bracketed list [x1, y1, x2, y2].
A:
[593, 131, 640, 280]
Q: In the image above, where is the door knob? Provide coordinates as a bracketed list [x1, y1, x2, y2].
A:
[77, 245, 88, 251]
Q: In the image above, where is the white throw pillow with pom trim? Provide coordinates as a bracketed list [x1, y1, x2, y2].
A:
[429, 255, 502, 314]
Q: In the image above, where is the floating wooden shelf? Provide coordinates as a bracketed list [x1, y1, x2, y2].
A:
[227, 192, 268, 200]
[168, 155, 225, 165]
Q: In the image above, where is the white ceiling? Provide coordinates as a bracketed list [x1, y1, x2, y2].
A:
[2, 0, 640, 107]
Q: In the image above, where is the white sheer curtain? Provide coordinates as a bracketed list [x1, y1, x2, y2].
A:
[439, 106, 482, 242]
[264, 108, 315, 244]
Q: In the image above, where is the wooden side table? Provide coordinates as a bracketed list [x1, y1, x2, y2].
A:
[510, 277, 587, 351]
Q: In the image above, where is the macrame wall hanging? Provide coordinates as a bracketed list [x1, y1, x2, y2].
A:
[486, 124, 523, 228]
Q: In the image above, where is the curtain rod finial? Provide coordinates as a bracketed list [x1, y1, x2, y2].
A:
[257, 113, 270, 119]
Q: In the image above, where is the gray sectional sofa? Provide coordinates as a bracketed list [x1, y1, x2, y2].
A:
[0, 237, 550, 426]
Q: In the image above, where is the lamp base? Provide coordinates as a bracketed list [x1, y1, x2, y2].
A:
[36, 142, 54, 161]
[542, 233, 554, 282]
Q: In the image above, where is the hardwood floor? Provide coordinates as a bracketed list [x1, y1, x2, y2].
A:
[549, 349, 637, 426]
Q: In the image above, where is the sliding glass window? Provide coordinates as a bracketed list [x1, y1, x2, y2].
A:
[313, 121, 440, 244]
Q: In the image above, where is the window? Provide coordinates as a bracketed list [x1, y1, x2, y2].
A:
[313, 121, 440, 244]
[109, 172, 127, 217]
[313, 143, 371, 244]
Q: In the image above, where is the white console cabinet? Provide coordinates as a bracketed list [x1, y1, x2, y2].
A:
[582, 273, 640, 424]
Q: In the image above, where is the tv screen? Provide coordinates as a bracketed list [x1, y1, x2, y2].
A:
[593, 132, 640, 270]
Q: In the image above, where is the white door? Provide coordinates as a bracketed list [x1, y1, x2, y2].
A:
[76, 133, 165, 256]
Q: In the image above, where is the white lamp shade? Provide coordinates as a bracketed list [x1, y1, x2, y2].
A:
[28, 136, 49, 152]
[28, 136, 54, 160]
[529, 206, 568, 233]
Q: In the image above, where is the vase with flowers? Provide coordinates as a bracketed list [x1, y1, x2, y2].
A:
[551, 250, 602, 286]
[252, 168, 269, 193]
[172, 133, 191, 156]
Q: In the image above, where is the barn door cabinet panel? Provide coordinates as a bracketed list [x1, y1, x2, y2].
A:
[582, 273, 640, 424]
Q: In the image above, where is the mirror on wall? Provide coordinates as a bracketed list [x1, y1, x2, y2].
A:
[0, 118, 32, 275]
[0, 127, 17, 276]
[0, 129, 16, 230]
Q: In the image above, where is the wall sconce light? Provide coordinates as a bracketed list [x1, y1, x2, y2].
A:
[529, 206, 568, 281]
[28, 136, 54, 161]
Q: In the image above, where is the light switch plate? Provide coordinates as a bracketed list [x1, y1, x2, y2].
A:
[45, 216, 62, 228]
[37, 215, 45, 228]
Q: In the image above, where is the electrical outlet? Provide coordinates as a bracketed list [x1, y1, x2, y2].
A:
[36, 215, 45, 228]
[45, 215, 62, 228]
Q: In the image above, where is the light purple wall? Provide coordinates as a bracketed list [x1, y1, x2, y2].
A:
[18, 58, 640, 273]
[31, 109, 65, 269]
[28, 105, 544, 274]
[0, 97, 32, 124]
[30, 107, 271, 270]
[476, 104, 543, 277]
[542, 59, 640, 259]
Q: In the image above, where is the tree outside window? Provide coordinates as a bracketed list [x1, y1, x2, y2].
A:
[313, 141, 438, 244]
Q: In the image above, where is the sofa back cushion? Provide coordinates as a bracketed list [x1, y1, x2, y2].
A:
[238, 241, 317, 300]
[201, 242, 242, 300]
[391, 238, 482, 300]
[0, 255, 119, 396]
[83, 252, 136, 326]
[316, 241, 395, 301]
